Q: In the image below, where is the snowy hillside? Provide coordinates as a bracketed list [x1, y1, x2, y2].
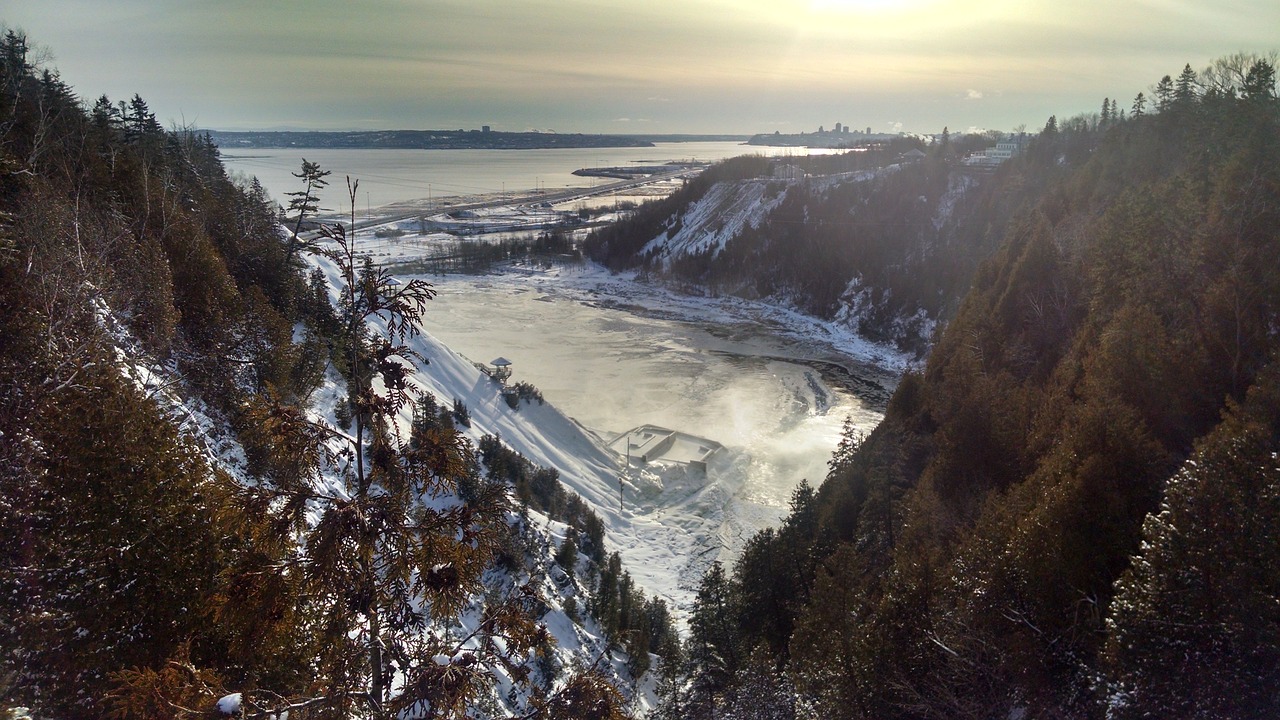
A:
[641, 178, 789, 263]
[640, 171, 876, 269]
[586, 153, 992, 356]
[308, 253, 732, 626]
[95, 266, 664, 715]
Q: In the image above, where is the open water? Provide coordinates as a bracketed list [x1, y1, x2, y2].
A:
[221, 142, 824, 212]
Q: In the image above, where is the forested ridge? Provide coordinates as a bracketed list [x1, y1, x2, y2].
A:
[658, 56, 1280, 719]
[584, 132, 1012, 355]
[0, 30, 658, 719]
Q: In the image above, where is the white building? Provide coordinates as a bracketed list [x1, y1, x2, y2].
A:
[963, 136, 1027, 166]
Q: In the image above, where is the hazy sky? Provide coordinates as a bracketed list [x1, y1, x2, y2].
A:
[6, 0, 1277, 134]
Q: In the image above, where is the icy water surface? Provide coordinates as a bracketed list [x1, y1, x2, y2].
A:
[421, 269, 890, 516]
[222, 142, 842, 211]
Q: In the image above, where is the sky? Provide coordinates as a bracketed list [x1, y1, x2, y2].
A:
[5, 0, 1277, 135]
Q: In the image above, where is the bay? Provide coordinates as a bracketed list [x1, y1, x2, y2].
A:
[220, 142, 826, 212]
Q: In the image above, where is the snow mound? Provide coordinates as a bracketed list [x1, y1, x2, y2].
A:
[216, 693, 241, 715]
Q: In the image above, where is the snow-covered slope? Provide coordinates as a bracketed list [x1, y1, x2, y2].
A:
[641, 178, 787, 264]
[98, 266, 660, 714]
[309, 254, 723, 622]
[641, 171, 877, 268]
[622, 163, 987, 356]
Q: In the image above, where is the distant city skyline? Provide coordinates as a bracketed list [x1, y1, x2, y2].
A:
[5, 0, 1277, 136]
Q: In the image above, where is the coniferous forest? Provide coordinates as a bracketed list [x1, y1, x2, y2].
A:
[0, 30, 646, 719]
[654, 57, 1280, 719]
[2, 23, 1279, 720]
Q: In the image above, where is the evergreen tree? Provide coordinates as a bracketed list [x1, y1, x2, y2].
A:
[123, 93, 161, 141]
[682, 562, 740, 718]
[1105, 389, 1280, 719]
[1174, 63, 1200, 105]
[719, 650, 796, 720]
[231, 184, 533, 717]
[1241, 58, 1277, 102]
[90, 93, 117, 129]
[281, 158, 330, 269]
[1154, 74, 1175, 110]
[555, 530, 579, 578]
[1131, 91, 1147, 117]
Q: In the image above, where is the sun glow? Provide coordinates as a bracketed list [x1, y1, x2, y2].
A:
[809, 0, 933, 14]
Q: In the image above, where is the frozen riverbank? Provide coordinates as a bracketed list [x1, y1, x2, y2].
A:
[307, 207, 906, 617]
[411, 262, 901, 583]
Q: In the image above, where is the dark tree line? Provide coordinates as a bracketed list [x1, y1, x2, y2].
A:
[661, 55, 1280, 719]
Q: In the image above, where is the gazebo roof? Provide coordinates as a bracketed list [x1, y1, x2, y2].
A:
[490, 357, 513, 366]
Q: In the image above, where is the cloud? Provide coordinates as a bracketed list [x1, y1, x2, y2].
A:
[9, 0, 1280, 134]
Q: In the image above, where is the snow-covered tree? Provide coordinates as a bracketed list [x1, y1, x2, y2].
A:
[1105, 397, 1280, 719]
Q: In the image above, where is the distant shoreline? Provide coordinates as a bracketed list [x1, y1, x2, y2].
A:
[208, 129, 750, 151]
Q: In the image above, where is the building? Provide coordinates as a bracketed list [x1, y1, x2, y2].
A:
[963, 135, 1028, 167]
[609, 424, 723, 474]
[486, 357, 512, 383]
[772, 162, 806, 180]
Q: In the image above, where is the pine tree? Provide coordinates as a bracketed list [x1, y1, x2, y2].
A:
[1154, 75, 1175, 111]
[683, 562, 740, 718]
[229, 181, 536, 718]
[1241, 59, 1277, 102]
[281, 159, 330, 269]
[123, 93, 161, 141]
[1174, 63, 1200, 106]
[555, 530, 579, 579]
[1131, 91, 1147, 117]
[1105, 400, 1280, 719]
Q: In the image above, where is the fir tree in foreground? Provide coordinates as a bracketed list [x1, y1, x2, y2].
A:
[0, 31, 634, 716]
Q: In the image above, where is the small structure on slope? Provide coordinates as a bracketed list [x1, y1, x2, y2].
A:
[609, 424, 723, 474]
[489, 357, 513, 383]
[476, 356, 513, 384]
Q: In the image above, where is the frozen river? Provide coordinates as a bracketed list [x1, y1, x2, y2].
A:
[418, 265, 896, 534]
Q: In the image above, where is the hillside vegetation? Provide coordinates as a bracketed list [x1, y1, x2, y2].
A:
[0, 31, 651, 719]
[659, 57, 1280, 719]
[584, 134, 1008, 355]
